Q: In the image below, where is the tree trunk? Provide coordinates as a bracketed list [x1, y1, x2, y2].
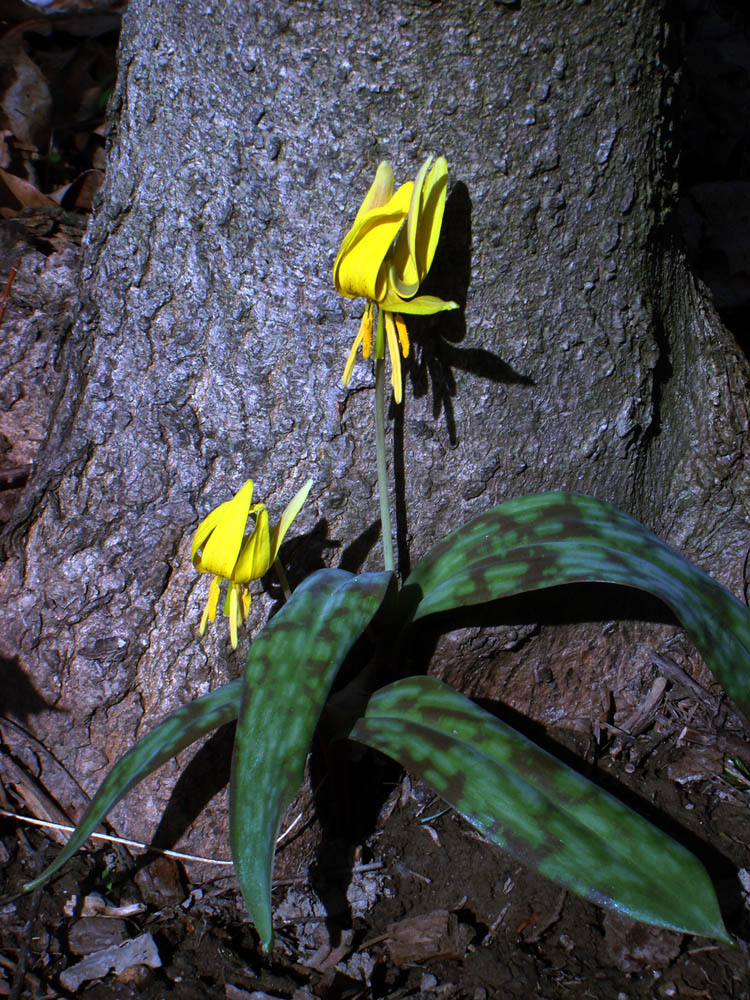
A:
[1, 0, 748, 862]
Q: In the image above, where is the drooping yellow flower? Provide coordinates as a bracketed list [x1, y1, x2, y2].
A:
[333, 156, 458, 404]
[191, 479, 312, 648]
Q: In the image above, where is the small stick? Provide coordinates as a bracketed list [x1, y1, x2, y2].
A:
[0, 263, 18, 331]
[0, 808, 234, 865]
[9, 886, 41, 1000]
[0, 806, 306, 864]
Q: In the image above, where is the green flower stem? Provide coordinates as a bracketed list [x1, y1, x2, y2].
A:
[375, 354, 395, 573]
[274, 558, 292, 601]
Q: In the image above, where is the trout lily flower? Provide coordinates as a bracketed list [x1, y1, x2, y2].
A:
[191, 478, 312, 648]
[333, 155, 459, 404]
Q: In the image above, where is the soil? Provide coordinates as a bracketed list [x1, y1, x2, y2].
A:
[1, 2, 750, 998]
[1, 688, 749, 1000]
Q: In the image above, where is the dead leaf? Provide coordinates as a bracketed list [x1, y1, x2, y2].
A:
[0, 751, 74, 845]
[371, 909, 472, 966]
[54, 167, 104, 210]
[0, 164, 56, 209]
[58, 933, 161, 993]
[0, 46, 52, 150]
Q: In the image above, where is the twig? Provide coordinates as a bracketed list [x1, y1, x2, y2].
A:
[0, 262, 18, 332]
[652, 654, 719, 709]
[9, 885, 41, 1000]
[0, 807, 305, 865]
[0, 808, 234, 864]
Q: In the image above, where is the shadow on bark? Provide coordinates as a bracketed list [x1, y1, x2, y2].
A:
[0, 656, 56, 722]
[406, 182, 538, 447]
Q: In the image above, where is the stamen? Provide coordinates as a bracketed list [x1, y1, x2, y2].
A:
[395, 314, 409, 357]
[384, 312, 402, 404]
[361, 304, 374, 358]
[229, 584, 240, 649]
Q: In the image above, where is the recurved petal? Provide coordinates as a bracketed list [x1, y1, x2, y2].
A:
[233, 504, 272, 581]
[192, 480, 254, 577]
[271, 479, 313, 560]
[413, 155, 449, 279]
[381, 293, 459, 315]
[352, 161, 395, 229]
[200, 575, 222, 634]
[389, 156, 449, 299]
[388, 237, 420, 299]
[388, 157, 432, 298]
[333, 182, 413, 301]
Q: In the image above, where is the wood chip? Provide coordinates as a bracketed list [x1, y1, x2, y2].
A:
[59, 933, 161, 992]
[368, 909, 471, 966]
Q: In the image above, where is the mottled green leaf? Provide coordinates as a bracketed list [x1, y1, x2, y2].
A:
[351, 676, 731, 942]
[400, 492, 750, 714]
[25, 679, 244, 892]
[230, 568, 393, 952]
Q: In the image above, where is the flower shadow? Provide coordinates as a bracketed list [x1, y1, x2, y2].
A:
[403, 180, 534, 446]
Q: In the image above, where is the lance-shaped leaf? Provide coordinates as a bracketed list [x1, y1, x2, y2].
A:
[351, 676, 731, 942]
[400, 492, 750, 715]
[230, 567, 393, 952]
[25, 679, 244, 892]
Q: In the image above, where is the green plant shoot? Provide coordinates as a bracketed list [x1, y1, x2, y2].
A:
[26, 155, 747, 958]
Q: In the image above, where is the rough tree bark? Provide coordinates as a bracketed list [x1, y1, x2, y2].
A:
[1, 0, 748, 863]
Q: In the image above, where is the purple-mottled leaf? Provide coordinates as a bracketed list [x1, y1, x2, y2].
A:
[351, 676, 731, 943]
[400, 492, 750, 714]
[230, 567, 392, 952]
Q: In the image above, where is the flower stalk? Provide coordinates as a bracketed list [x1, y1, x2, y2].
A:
[334, 156, 458, 573]
[375, 351, 395, 573]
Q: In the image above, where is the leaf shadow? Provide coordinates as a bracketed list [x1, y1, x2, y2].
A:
[145, 721, 235, 864]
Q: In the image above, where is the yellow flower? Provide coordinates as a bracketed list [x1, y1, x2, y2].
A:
[191, 479, 312, 648]
[333, 156, 459, 404]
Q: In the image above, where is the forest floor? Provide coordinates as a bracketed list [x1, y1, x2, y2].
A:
[1, 686, 749, 1000]
[1, 2, 750, 998]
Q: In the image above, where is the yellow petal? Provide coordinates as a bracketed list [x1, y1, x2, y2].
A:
[333, 182, 413, 301]
[413, 156, 449, 280]
[381, 292, 459, 315]
[200, 575, 222, 634]
[352, 161, 394, 229]
[343, 315, 367, 387]
[389, 156, 432, 297]
[192, 480, 254, 578]
[384, 311, 403, 404]
[233, 504, 272, 581]
[389, 156, 450, 299]
[271, 478, 313, 559]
